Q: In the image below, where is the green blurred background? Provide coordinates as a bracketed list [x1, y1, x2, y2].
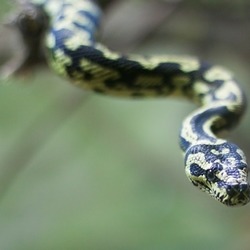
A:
[0, 0, 250, 249]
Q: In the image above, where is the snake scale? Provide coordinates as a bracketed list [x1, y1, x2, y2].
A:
[10, 0, 250, 206]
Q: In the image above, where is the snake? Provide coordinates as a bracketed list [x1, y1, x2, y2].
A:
[11, 0, 250, 206]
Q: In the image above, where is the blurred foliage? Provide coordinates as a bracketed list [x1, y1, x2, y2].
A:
[0, 0, 250, 250]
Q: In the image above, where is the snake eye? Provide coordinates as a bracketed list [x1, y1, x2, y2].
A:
[206, 169, 217, 182]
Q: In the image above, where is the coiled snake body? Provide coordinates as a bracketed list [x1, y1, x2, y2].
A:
[14, 0, 250, 206]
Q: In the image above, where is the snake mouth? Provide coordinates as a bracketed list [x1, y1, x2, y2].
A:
[213, 184, 250, 206]
[192, 180, 250, 206]
[223, 193, 250, 206]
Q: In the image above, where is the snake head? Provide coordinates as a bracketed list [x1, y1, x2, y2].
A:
[184, 142, 250, 206]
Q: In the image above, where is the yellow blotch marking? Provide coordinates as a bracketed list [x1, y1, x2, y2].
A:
[181, 113, 198, 145]
[186, 152, 211, 171]
[175, 57, 200, 72]
[193, 81, 210, 95]
[211, 148, 230, 155]
[128, 55, 199, 72]
[44, 0, 63, 17]
[62, 5, 96, 28]
[61, 5, 76, 17]
[50, 49, 72, 76]
[204, 66, 233, 82]
[46, 33, 56, 49]
[128, 55, 160, 70]
[96, 44, 121, 60]
[64, 32, 92, 50]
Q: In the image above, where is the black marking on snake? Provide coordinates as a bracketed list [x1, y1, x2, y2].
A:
[190, 163, 206, 177]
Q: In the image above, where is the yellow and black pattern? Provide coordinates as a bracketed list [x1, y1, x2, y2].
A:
[24, 0, 249, 206]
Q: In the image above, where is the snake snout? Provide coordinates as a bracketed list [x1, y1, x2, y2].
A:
[225, 183, 250, 206]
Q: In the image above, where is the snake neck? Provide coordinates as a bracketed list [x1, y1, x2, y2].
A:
[179, 100, 245, 152]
